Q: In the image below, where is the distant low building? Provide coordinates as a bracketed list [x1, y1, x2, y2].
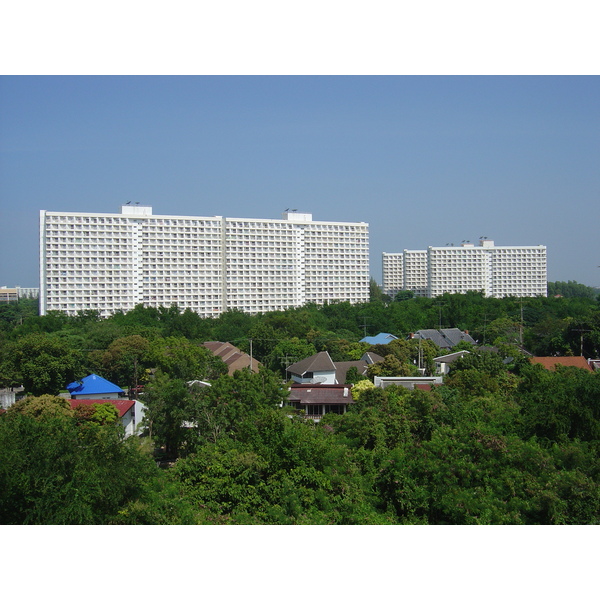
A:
[0, 286, 39, 302]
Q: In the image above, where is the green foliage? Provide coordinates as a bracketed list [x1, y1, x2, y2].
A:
[149, 336, 228, 381]
[99, 334, 151, 388]
[0, 411, 166, 524]
[7, 394, 74, 420]
[548, 280, 598, 299]
[2, 293, 600, 525]
[3, 333, 84, 395]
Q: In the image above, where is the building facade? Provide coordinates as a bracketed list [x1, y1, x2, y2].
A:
[40, 206, 369, 317]
[382, 240, 546, 299]
[0, 287, 39, 302]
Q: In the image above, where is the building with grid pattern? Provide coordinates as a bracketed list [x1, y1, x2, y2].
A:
[39, 206, 369, 317]
[382, 240, 546, 299]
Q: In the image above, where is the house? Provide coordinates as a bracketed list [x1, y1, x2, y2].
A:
[360, 332, 398, 345]
[69, 398, 138, 437]
[67, 373, 125, 399]
[286, 351, 385, 384]
[287, 384, 354, 421]
[334, 352, 385, 383]
[203, 341, 262, 375]
[410, 328, 476, 350]
[433, 350, 471, 375]
[530, 356, 594, 372]
[287, 352, 337, 384]
[66, 373, 145, 437]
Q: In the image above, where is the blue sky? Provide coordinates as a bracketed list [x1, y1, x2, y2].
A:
[1, 75, 599, 288]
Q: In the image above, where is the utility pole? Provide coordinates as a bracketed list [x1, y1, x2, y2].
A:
[360, 316, 371, 338]
[434, 302, 445, 329]
[572, 329, 591, 357]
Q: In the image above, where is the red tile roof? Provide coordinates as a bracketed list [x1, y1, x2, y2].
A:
[69, 399, 135, 417]
[530, 356, 593, 372]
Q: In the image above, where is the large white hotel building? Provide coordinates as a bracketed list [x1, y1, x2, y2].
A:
[383, 239, 547, 299]
[39, 206, 370, 318]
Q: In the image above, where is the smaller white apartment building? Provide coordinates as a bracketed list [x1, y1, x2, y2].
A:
[383, 240, 547, 299]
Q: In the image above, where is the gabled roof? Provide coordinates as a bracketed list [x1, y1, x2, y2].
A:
[362, 352, 385, 365]
[287, 352, 335, 376]
[412, 329, 475, 349]
[433, 350, 471, 364]
[530, 356, 593, 372]
[360, 333, 398, 345]
[66, 374, 123, 395]
[203, 341, 262, 375]
[69, 398, 135, 417]
[288, 384, 354, 405]
[441, 328, 476, 346]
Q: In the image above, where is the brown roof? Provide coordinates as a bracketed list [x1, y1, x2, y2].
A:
[334, 360, 369, 383]
[530, 356, 593, 372]
[288, 384, 354, 405]
[203, 341, 262, 375]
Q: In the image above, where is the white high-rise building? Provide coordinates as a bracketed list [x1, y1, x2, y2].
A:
[40, 206, 369, 317]
[382, 250, 428, 297]
[382, 240, 547, 299]
[382, 253, 403, 297]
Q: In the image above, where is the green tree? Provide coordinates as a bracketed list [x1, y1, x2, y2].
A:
[149, 336, 228, 381]
[141, 374, 195, 458]
[0, 410, 162, 524]
[5, 333, 84, 395]
[100, 335, 151, 388]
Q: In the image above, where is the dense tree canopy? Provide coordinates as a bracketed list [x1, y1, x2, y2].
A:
[1, 287, 599, 524]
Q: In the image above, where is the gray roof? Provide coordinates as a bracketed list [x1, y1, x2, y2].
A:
[413, 328, 475, 349]
[286, 351, 335, 376]
[433, 350, 471, 364]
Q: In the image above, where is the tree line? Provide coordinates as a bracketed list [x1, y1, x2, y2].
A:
[0, 284, 599, 524]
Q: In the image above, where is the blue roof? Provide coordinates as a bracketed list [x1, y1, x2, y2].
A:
[360, 333, 399, 345]
[66, 373, 124, 395]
